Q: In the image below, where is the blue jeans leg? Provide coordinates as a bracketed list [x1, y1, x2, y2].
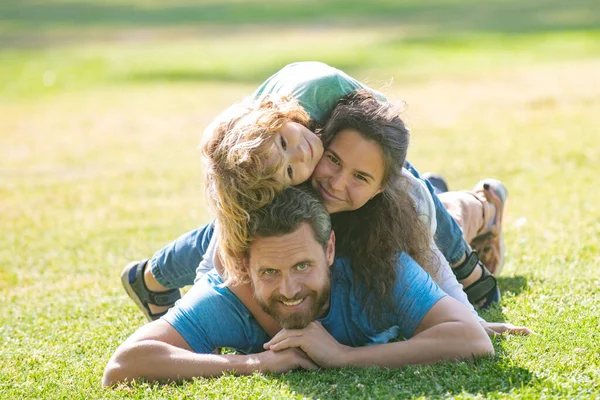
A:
[149, 222, 215, 288]
[404, 161, 469, 265]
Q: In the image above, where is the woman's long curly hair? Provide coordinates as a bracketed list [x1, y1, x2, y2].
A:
[320, 91, 437, 327]
[200, 95, 311, 285]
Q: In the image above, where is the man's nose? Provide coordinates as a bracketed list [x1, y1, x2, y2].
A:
[279, 275, 301, 299]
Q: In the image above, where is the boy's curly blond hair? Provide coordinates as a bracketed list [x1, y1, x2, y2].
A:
[200, 95, 311, 285]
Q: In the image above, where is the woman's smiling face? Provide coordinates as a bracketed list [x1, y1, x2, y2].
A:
[311, 128, 385, 214]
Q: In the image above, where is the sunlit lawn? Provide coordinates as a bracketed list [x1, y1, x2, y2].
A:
[1, 0, 599, 398]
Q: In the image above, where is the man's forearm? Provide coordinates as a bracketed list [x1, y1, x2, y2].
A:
[342, 320, 493, 368]
[102, 340, 254, 386]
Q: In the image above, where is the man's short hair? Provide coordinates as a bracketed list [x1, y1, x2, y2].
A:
[246, 185, 331, 253]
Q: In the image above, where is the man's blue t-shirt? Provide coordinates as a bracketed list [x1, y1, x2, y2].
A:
[164, 251, 446, 354]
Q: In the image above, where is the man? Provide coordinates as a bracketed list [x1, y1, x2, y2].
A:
[103, 187, 493, 385]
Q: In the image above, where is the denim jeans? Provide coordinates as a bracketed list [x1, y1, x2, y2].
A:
[149, 222, 215, 288]
[150, 163, 469, 288]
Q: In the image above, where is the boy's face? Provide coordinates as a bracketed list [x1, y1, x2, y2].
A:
[268, 122, 324, 186]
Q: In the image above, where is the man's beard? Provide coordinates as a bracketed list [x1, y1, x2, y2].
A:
[254, 276, 331, 329]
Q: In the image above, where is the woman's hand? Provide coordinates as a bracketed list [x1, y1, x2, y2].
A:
[481, 321, 533, 337]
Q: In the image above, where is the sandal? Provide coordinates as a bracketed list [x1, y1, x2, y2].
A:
[120, 259, 181, 322]
[453, 251, 500, 309]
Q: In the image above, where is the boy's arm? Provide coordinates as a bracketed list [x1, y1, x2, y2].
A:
[102, 320, 317, 386]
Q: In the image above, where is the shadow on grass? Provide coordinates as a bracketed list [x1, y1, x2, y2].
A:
[498, 275, 528, 296]
[129, 348, 538, 398]
[2, 0, 598, 47]
[477, 275, 529, 324]
[275, 351, 539, 398]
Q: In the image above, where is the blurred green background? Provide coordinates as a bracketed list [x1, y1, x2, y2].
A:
[2, 0, 599, 98]
[1, 1, 599, 398]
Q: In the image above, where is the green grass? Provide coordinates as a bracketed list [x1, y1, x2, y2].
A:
[1, 1, 599, 398]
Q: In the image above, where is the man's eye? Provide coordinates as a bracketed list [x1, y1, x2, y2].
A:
[280, 136, 287, 151]
[327, 154, 340, 165]
[296, 263, 309, 271]
[264, 269, 277, 276]
[287, 165, 293, 179]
